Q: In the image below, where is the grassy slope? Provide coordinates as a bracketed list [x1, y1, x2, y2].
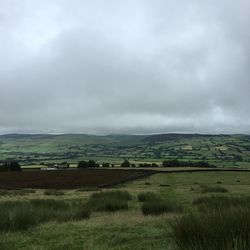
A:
[1, 171, 250, 249]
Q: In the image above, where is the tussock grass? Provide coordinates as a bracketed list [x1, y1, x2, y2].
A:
[137, 192, 161, 202]
[77, 187, 101, 192]
[88, 190, 131, 212]
[44, 189, 65, 196]
[171, 208, 250, 250]
[0, 189, 35, 196]
[0, 199, 90, 232]
[90, 190, 132, 201]
[200, 185, 228, 193]
[159, 184, 170, 187]
[141, 200, 183, 216]
[193, 195, 250, 211]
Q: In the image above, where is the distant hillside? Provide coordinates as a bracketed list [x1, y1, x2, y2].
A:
[0, 133, 249, 168]
[143, 133, 230, 142]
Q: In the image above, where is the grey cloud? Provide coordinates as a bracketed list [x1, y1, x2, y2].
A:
[0, 0, 250, 134]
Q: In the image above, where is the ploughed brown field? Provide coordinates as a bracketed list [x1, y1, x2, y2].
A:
[0, 169, 153, 189]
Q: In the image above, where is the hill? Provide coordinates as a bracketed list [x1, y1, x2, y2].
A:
[0, 133, 250, 167]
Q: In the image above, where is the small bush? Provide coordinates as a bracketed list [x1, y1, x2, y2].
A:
[88, 190, 131, 212]
[171, 208, 250, 250]
[144, 182, 151, 185]
[44, 189, 65, 196]
[137, 192, 161, 202]
[141, 200, 183, 216]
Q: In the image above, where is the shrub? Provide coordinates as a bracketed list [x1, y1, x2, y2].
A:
[44, 189, 64, 196]
[137, 192, 161, 202]
[171, 208, 250, 250]
[141, 200, 183, 216]
[88, 190, 131, 212]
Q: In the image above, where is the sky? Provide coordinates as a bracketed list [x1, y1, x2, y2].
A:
[0, 0, 250, 135]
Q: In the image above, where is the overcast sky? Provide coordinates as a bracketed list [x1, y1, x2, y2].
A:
[0, 0, 250, 134]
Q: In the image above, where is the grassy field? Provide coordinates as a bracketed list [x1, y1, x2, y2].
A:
[1, 133, 250, 168]
[1, 171, 250, 249]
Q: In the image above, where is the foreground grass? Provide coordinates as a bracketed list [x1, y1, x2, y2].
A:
[1, 171, 250, 249]
[171, 207, 250, 250]
[0, 212, 171, 250]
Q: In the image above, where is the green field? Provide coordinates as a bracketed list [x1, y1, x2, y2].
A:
[1, 171, 250, 249]
[1, 133, 250, 168]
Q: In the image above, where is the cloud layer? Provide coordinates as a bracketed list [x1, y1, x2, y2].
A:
[0, 0, 250, 134]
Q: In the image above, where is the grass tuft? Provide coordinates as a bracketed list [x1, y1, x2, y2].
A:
[137, 192, 161, 202]
[193, 195, 250, 211]
[88, 190, 131, 212]
[200, 185, 228, 193]
[141, 200, 183, 216]
[171, 207, 250, 250]
[0, 199, 90, 232]
[44, 189, 65, 196]
[0, 189, 36, 196]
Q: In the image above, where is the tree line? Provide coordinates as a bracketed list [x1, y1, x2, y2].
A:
[0, 159, 216, 171]
[77, 159, 216, 168]
[0, 161, 21, 171]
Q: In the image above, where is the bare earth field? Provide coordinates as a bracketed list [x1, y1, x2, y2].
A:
[0, 169, 153, 189]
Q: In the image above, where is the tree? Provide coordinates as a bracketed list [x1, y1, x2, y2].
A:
[88, 160, 97, 168]
[121, 159, 130, 168]
[78, 161, 89, 168]
[2, 161, 21, 171]
[77, 160, 99, 168]
[102, 162, 110, 168]
[151, 163, 159, 168]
